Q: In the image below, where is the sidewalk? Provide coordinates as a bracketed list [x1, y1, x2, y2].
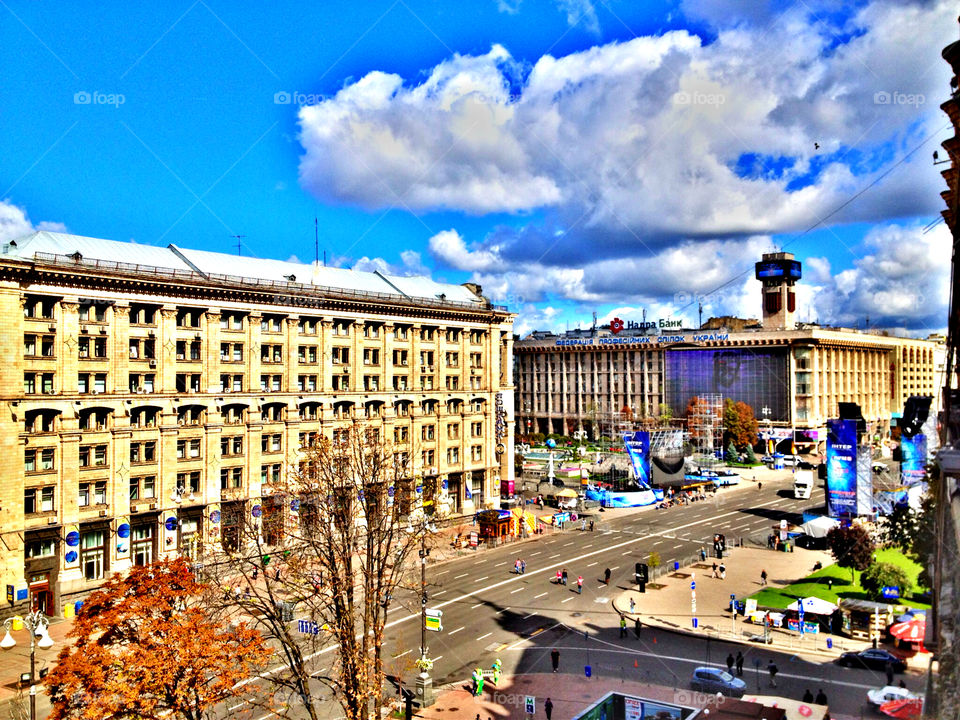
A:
[413, 673, 855, 720]
[610, 545, 928, 669]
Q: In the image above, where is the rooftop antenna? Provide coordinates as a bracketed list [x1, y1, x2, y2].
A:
[231, 235, 246, 256]
[698, 301, 703, 329]
[314, 216, 319, 265]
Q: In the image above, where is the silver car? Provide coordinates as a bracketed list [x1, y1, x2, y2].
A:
[690, 667, 746, 698]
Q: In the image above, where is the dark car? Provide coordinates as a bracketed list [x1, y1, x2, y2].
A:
[690, 667, 746, 698]
[797, 460, 816, 470]
[837, 649, 906, 672]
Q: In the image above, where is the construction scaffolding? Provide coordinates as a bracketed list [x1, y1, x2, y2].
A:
[687, 393, 724, 469]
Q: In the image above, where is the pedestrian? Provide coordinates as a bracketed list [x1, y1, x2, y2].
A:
[275, 567, 281, 582]
[885, 661, 894, 685]
[551, 649, 560, 673]
[544, 697, 554, 720]
[521, 559, 526, 574]
[712, 562, 718, 578]
[515, 558, 522, 574]
[475, 667, 484, 696]
[562, 568, 568, 586]
[802, 689, 814, 703]
[735, 651, 744, 676]
[629, 596, 636, 614]
[815, 689, 827, 705]
[252, 567, 258, 581]
[604, 567, 611, 584]
[699, 547, 707, 562]
[581, 518, 587, 531]
[719, 563, 726, 580]
[768, 660, 778, 687]
[758, 481, 762, 492]
[577, 575, 583, 594]
[556, 569, 562, 584]
[760, 569, 768, 586]
[634, 618, 642, 639]
[620, 615, 627, 638]
[589, 519, 595, 531]
[726, 653, 734, 673]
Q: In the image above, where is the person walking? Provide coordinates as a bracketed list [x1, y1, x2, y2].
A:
[760, 569, 768, 586]
[619, 615, 627, 638]
[515, 558, 522, 574]
[581, 518, 587, 531]
[556, 569, 562, 585]
[699, 547, 707, 562]
[815, 689, 827, 705]
[550, 649, 560, 673]
[634, 618, 642, 639]
[544, 697, 554, 720]
[604, 567, 611, 585]
[726, 653, 734, 673]
[629, 596, 636, 614]
[735, 651, 744, 676]
[562, 568, 568, 586]
[577, 575, 583, 594]
[802, 689, 814, 703]
[520, 559, 526, 574]
[885, 660, 894, 685]
[719, 563, 726, 580]
[768, 660, 778, 687]
[712, 562, 718, 578]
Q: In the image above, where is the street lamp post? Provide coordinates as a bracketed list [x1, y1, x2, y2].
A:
[1, 609, 55, 720]
[414, 527, 435, 707]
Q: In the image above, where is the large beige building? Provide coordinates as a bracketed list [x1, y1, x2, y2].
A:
[0, 231, 514, 616]
[516, 253, 943, 446]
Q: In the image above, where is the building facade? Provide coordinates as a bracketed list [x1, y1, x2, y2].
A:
[0, 231, 514, 616]
[515, 253, 943, 444]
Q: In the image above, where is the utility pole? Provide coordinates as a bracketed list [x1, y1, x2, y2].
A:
[415, 527, 434, 707]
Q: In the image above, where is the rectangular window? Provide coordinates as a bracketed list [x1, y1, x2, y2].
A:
[422, 424, 435, 440]
[25, 448, 55, 473]
[132, 525, 154, 566]
[447, 447, 460, 465]
[298, 318, 318, 335]
[420, 375, 434, 391]
[298, 345, 318, 364]
[446, 329, 460, 343]
[130, 441, 156, 464]
[394, 325, 409, 340]
[93, 374, 106, 393]
[363, 375, 380, 391]
[422, 449, 435, 467]
[421, 327, 435, 341]
[394, 426, 409, 443]
[332, 374, 350, 391]
[78, 483, 90, 507]
[24, 334, 37, 356]
[393, 375, 409, 391]
[363, 348, 380, 365]
[81, 530, 106, 581]
[176, 471, 201, 494]
[471, 445, 483, 462]
[363, 324, 380, 338]
[220, 467, 243, 489]
[420, 350, 434, 367]
[445, 376, 460, 390]
[24, 373, 36, 394]
[332, 346, 350, 364]
[447, 423, 460, 440]
[25, 538, 56, 558]
[445, 352, 459, 367]
[333, 320, 350, 336]
[471, 421, 483, 437]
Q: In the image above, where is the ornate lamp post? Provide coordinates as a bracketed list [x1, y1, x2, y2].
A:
[1, 609, 55, 720]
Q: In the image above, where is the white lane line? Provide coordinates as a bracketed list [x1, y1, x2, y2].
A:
[475, 576, 489, 582]
[582, 544, 594, 548]
[434, 570, 450, 576]
[530, 551, 542, 556]
[449, 626, 465, 636]
[561, 597, 574, 603]
[434, 590, 448, 597]
[672, 544, 683, 549]
[510, 587, 523, 594]
[394, 649, 412, 657]
[586, 561, 598, 567]
[562, 541, 575, 546]
[499, 561, 511, 566]
[433, 655, 443, 661]
[454, 573, 469, 579]
[523, 612, 537, 619]
[548, 553, 561, 559]
[610, 566, 620, 571]
[477, 632, 492, 641]
[533, 592, 548, 599]
[471, 603, 483, 609]
[497, 607, 510, 614]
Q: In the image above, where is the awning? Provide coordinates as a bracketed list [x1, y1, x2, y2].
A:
[786, 597, 838, 615]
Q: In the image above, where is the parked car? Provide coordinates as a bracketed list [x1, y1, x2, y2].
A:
[690, 667, 745, 698]
[797, 460, 816, 470]
[837, 649, 906, 672]
[760, 455, 774, 464]
[867, 685, 920, 707]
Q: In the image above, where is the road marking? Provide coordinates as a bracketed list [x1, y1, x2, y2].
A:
[523, 612, 537, 619]
[434, 569, 450, 576]
[434, 590, 448, 597]
[394, 649, 412, 657]
[610, 566, 620, 571]
[510, 587, 523, 594]
[586, 561, 598, 567]
[672, 544, 683, 549]
[530, 551, 542, 556]
[562, 541, 575, 546]
[582, 543, 593, 548]
[561, 597, 574, 603]
[454, 573, 468, 579]
[534, 592, 548, 599]
[548, 553, 561, 559]
[471, 603, 483, 609]
[433, 655, 443, 661]
[475, 576, 489, 582]
[477, 632, 492, 641]
[497, 607, 510, 614]
[449, 626, 464, 636]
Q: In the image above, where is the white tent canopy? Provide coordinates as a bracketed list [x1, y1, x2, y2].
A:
[800, 515, 838, 538]
[787, 596, 838, 615]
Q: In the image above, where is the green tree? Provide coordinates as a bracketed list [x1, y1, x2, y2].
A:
[743, 444, 758, 464]
[657, 403, 674, 426]
[908, 484, 938, 590]
[881, 504, 919, 551]
[827, 525, 875, 582]
[648, 550, 661, 574]
[723, 398, 759, 449]
[860, 562, 913, 601]
[725, 441, 739, 464]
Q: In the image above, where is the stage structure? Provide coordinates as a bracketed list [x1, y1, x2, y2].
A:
[687, 394, 724, 469]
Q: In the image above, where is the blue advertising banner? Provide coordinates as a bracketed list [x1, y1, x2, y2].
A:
[900, 434, 927, 485]
[827, 419, 858, 518]
[622, 431, 651, 489]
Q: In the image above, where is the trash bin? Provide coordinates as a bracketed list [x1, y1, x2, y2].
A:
[75, 600, 84, 615]
[10, 616, 23, 631]
[63, 603, 74, 619]
[674, 561, 680, 571]
[826, 638, 833, 649]
[692, 618, 698, 628]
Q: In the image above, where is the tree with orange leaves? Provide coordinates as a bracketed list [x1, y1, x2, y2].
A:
[44, 558, 271, 720]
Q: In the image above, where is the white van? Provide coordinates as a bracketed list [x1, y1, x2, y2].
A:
[793, 470, 813, 499]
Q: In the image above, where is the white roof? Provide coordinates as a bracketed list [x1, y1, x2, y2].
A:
[4, 231, 482, 305]
[786, 596, 838, 614]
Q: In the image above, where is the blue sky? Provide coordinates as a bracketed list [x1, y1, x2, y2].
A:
[0, 0, 955, 336]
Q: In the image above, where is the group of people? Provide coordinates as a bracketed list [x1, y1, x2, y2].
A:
[802, 688, 829, 705]
[513, 558, 527, 574]
[554, 568, 584, 593]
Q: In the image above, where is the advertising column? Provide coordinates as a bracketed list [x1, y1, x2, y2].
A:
[622, 431, 651, 489]
[826, 419, 857, 518]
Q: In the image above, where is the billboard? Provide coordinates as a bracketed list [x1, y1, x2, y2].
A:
[622, 431, 651, 489]
[900, 434, 928, 485]
[826, 419, 858, 518]
[664, 348, 790, 421]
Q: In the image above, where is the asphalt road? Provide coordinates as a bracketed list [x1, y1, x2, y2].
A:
[220, 473, 929, 719]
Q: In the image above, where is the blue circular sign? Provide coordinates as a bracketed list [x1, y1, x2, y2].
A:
[210, 510, 221, 524]
[441, 479, 448, 490]
[251, 505, 262, 518]
[65, 550, 78, 563]
[290, 499, 300, 512]
[65, 531, 80, 547]
[165, 517, 178, 532]
[117, 523, 130, 539]
[388, 486, 395, 498]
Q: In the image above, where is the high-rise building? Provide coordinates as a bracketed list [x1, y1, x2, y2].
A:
[0, 231, 515, 616]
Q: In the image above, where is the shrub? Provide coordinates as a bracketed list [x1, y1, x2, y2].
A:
[860, 562, 913, 601]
